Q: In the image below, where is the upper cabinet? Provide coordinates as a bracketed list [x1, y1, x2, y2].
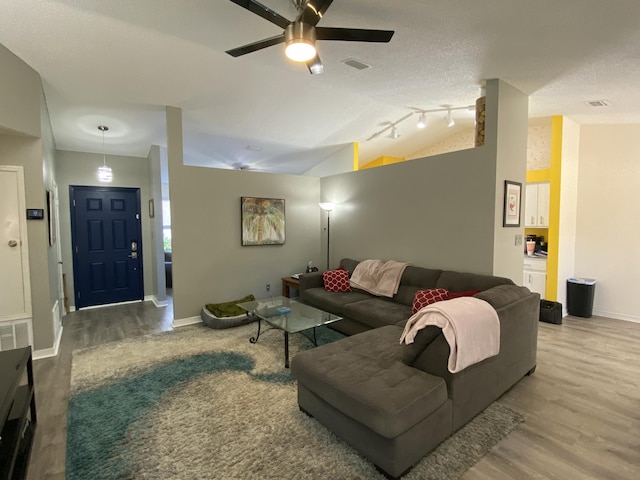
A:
[525, 182, 550, 227]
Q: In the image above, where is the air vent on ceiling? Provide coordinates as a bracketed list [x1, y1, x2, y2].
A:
[342, 58, 371, 70]
[585, 100, 610, 107]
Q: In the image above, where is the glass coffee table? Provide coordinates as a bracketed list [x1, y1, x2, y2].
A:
[237, 296, 342, 368]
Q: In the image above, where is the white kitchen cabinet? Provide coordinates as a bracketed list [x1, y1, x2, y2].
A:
[523, 256, 547, 297]
[525, 182, 550, 227]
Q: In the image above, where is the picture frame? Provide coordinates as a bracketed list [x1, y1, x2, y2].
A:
[149, 199, 155, 218]
[503, 180, 522, 227]
[241, 197, 285, 246]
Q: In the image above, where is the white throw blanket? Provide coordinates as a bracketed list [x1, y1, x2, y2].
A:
[399, 297, 500, 373]
[350, 259, 409, 298]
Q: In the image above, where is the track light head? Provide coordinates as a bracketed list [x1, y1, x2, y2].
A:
[446, 109, 455, 127]
[417, 113, 427, 129]
[389, 126, 400, 139]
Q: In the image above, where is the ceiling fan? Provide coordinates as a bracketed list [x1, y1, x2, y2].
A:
[225, 0, 395, 74]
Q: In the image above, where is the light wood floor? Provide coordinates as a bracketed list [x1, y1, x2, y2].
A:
[26, 301, 639, 480]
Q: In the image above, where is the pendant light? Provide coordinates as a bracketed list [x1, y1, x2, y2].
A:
[96, 125, 113, 183]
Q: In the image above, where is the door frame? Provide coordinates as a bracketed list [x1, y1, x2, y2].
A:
[69, 185, 144, 309]
[0, 165, 32, 322]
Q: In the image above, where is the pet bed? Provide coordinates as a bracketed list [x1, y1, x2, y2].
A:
[201, 294, 257, 329]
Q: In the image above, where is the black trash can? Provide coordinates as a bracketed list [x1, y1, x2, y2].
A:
[567, 278, 596, 318]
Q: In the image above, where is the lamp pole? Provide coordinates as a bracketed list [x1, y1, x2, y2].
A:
[319, 202, 335, 271]
[326, 209, 330, 270]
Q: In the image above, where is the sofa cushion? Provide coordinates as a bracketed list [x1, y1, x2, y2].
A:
[436, 270, 513, 292]
[301, 288, 373, 317]
[393, 266, 443, 306]
[474, 284, 532, 309]
[343, 298, 412, 329]
[323, 268, 351, 292]
[412, 288, 449, 314]
[291, 325, 449, 439]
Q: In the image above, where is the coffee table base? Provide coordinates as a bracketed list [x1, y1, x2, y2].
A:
[249, 318, 318, 368]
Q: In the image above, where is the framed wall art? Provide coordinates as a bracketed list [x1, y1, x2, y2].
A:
[503, 180, 522, 227]
[241, 197, 285, 246]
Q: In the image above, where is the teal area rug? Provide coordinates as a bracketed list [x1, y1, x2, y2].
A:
[66, 323, 524, 480]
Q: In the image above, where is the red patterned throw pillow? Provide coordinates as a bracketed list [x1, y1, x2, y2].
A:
[412, 288, 449, 314]
[323, 268, 351, 292]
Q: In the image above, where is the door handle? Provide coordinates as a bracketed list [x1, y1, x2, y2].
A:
[8, 240, 18, 247]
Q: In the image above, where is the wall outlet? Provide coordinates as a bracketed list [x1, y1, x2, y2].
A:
[266, 283, 271, 292]
[515, 234, 523, 246]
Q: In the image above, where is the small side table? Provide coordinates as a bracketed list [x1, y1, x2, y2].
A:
[281, 276, 300, 298]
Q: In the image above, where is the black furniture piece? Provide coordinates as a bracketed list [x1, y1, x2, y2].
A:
[0, 347, 37, 480]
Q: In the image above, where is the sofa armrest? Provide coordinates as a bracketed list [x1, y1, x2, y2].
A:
[299, 271, 324, 293]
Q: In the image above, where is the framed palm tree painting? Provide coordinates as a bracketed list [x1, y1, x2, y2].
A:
[241, 197, 286, 246]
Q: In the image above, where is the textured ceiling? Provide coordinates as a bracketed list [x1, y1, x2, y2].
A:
[1, 0, 639, 174]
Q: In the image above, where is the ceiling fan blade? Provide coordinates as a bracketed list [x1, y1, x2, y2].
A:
[225, 34, 285, 57]
[300, 0, 334, 26]
[316, 27, 394, 43]
[306, 54, 325, 75]
[228, 0, 291, 29]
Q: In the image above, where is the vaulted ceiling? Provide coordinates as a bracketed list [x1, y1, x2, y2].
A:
[1, 0, 639, 174]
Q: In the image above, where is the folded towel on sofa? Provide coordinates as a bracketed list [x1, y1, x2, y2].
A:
[399, 297, 500, 373]
[350, 259, 409, 298]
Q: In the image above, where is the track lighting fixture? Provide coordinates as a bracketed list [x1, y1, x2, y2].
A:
[417, 112, 427, 129]
[96, 125, 112, 183]
[366, 104, 472, 142]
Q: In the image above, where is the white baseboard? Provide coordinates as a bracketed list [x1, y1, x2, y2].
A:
[172, 315, 201, 328]
[150, 295, 169, 308]
[592, 309, 640, 323]
[34, 325, 63, 360]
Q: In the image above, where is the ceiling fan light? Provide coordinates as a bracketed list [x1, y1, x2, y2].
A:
[285, 22, 317, 62]
[286, 41, 316, 62]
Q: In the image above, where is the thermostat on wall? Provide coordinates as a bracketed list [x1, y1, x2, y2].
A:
[26, 208, 44, 220]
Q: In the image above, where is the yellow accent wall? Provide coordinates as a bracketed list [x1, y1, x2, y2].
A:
[525, 116, 562, 301]
[360, 155, 405, 170]
[545, 116, 563, 301]
[353, 142, 359, 171]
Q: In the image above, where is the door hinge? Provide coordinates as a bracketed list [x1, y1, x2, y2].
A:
[136, 213, 140, 220]
[73, 199, 76, 207]
[75, 246, 78, 254]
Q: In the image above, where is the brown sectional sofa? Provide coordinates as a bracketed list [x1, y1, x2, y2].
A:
[291, 258, 539, 478]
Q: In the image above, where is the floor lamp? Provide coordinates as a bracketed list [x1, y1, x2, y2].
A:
[319, 203, 335, 270]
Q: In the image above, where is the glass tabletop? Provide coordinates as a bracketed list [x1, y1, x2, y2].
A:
[237, 296, 341, 334]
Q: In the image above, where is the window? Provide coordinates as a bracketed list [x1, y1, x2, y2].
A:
[162, 200, 172, 252]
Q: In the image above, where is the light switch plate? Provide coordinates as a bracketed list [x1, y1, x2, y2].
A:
[515, 234, 523, 246]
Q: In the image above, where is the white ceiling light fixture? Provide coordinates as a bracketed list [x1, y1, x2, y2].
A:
[285, 22, 317, 62]
[96, 125, 113, 183]
[417, 112, 427, 129]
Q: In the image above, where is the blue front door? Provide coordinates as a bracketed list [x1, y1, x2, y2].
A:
[70, 186, 143, 309]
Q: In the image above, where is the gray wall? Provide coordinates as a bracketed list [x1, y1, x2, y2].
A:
[0, 44, 40, 137]
[0, 46, 59, 352]
[148, 145, 167, 303]
[168, 163, 322, 321]
[56, 150, 153, 307]
[320, 145, 497, 273]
